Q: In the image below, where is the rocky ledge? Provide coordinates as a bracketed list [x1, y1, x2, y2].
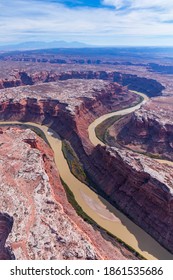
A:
[0, 126, 138, 260]
[0, 79, 126, 115]
[0, 69, 164, 97]
[116, 96, 173, 161]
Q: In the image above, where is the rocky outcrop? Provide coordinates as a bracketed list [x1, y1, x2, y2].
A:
[0, 98, 63, 123]
[112, 72, 164, 97]
[86, 145, 173, 254]
[116, 96, 173, 161]
[0, 70, 164, 97]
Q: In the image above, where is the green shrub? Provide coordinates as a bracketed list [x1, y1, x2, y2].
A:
[62, 140, 87, 183]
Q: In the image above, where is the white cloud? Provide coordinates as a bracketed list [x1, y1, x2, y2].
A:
[103, 0, 173, 9]
[103, 0, 127, 9]
[0, 0, 173, 45]
[132, 0, 173, 9]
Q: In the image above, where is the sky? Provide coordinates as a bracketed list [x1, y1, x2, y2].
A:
[1, 0, 173, 46]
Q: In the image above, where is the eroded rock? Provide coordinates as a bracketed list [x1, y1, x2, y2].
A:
[116, 96, 173, 160]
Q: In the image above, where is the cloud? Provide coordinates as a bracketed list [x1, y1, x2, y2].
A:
[0, 0, 173, 46]
[102, 0, 129, 9]
[102, 0, 173, 10]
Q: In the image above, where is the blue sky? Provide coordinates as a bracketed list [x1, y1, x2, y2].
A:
[1, 0, 173, 46]
[40, 1, 105, 8]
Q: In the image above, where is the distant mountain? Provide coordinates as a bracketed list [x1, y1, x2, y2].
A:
[0, 41, 92, 51]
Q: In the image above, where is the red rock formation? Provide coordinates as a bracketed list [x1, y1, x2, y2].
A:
[0, 70, 164, 97]
[116, 96, 173, 161]
[0, 80, 138, 149]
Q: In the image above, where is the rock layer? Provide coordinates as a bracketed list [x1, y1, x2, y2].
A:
[116, 96, 173, 161]
[87, 145, 173, 253]
[0, 70, 164, 97]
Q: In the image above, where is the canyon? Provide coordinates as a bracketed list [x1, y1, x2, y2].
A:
[0, 80, 143, 260]
[0, 58, 172, 259]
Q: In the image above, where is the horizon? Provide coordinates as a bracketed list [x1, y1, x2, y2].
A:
[1, 0, 173, 47]
[2, 40, 173, 49]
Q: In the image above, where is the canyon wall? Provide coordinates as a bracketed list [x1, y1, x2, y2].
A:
[116, 97, 173, 161]
[87, 145, 173, 254]
[0, 70, 164, 97]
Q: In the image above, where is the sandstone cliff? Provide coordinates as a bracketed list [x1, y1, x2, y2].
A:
[116, 96, 173, 161]
[87, 145, 173, 254]
[0, 70, 164, 97]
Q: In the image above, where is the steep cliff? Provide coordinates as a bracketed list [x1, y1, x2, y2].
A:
[0, 70, 164, 97]
[116, 96, 173, 161]
[87, 145, 173, 254]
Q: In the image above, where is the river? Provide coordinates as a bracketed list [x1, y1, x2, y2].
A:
[1, 91, 173, 260]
